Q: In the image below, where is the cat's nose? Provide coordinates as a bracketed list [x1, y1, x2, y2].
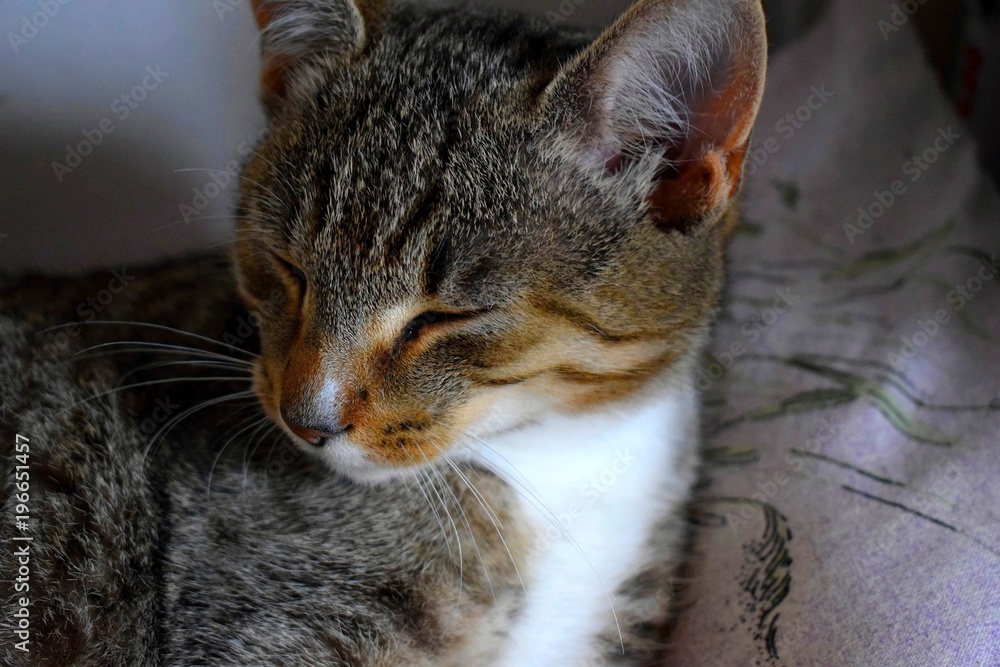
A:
[285, 421, 331, 446]
[280, 409, 350, 447]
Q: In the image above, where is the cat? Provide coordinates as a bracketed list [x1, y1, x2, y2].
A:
[0, 0, 766, 664]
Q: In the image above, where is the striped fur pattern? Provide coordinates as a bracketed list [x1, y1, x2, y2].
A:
[236, 0, 765, 480]
[0, 0, 765, 664]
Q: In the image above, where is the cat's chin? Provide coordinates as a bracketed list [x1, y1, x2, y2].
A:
[285, 431, 439, 486]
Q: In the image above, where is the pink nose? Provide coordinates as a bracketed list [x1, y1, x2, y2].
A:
[284, 420, 333, 446]
[279, 404, 346, 446]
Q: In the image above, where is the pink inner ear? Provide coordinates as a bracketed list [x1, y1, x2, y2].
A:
[249, 0, 277, 30]
[633, 48, 761, 230]
[560, 0, 765, 231]
[688, 56, 762, 158]
[600, 62, 756, 232]
[261, 57, 291, 99]
[603, 149, 625, 176]
[250, 0, 292, 100]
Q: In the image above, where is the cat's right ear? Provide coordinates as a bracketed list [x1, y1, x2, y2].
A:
[542, 0, 767, 233]
[249, 0, 375, 109]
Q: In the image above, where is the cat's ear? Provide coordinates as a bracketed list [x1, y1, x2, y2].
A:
[249, 0, 374, 108]
[544, 0, 767, 231]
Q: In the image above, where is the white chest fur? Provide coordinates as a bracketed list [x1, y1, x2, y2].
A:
[473, 375, 699, 667]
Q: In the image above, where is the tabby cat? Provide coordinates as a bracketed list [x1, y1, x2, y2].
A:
[0, 0, 765, 664]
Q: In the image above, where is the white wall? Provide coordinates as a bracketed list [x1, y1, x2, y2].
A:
[8, 0, 838, 272]
[1, 1, 276, 271]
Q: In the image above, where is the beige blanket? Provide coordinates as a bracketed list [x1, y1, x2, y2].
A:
[666, 1, 1000, 665]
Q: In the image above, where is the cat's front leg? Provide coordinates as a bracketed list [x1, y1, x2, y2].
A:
[598, 574, 683, 665]
[593, 513, 690, 667]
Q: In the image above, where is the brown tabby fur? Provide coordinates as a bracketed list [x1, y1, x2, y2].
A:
[0, 0, 764, 664]
[236, 0, 762, 471]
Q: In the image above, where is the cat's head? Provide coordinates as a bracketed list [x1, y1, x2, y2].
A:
[234, 0, 766, 483]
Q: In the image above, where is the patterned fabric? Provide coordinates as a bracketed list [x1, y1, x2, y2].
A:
[664, 1, 1000, 665]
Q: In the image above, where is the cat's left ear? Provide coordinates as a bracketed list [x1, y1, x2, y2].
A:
[249, 0, 377, 108]
[543, 0, 767, 232]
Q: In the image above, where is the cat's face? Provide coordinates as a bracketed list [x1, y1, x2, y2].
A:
[235, 0, 766, 482]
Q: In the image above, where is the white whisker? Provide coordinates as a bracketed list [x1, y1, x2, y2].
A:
[141, 390, 257, 467]
[418, 461, 469, 594]
[173, 168, 287, 213]
[116, 359, 253, 386]
[420, 449, 496, 603]
[69, 346, 254, 369]
[403, 449, 455, 564]
[242, 423, 279, 494]
[207, 415, 272, 498]
[67, 376, 251, 413]
[443, 454, 526, 599]
[37, 320, 260, 359]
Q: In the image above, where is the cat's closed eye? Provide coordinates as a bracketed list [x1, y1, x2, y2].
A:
[274, 253, 307, 292]
[399, 311, 471, 343]
[235, 0, 767, 486]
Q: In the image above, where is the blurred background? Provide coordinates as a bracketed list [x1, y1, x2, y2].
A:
[0, 0, 997, 272]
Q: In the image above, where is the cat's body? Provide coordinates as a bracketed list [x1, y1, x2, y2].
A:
[0, 259, 690, 665]
[1, 0, 765, 664]
[1, 260, 511, 666]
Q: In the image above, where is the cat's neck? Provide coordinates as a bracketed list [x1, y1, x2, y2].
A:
[471, 360, 700, 517]
[470, 360, 700, 666]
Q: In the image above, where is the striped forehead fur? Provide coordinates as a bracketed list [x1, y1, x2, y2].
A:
[245, 5, 603, 306]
